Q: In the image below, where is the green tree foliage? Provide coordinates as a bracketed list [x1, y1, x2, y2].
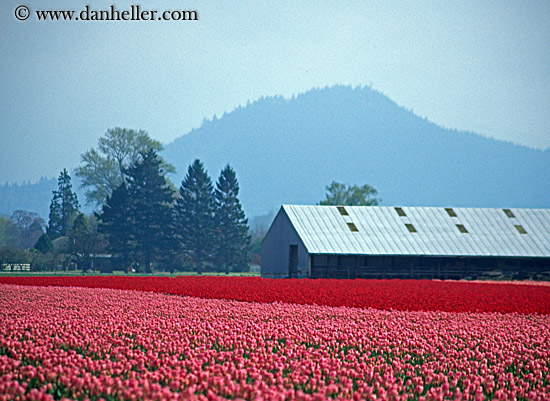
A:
[124, 149, 175, 271]
[75, 127, 175, 208]
[214, 165, 251, 274]
[47, 169, 80, 240]
[30, 250, 60, 272]
[9, 210, 45, 249]
[173, 159, 216, 275]
[0, 216, 14, 248]
[97, 183, 133, 268]
[0, 246, 31, 267]
[248, 213, 273, 267]
[34, 233, 54, 254]
[69, 213, 106, 270]
[0, 216, 20, 248]
[47, 193, 63, 239]
[0, 211, 45, 249]
[319, 181, 381, 206]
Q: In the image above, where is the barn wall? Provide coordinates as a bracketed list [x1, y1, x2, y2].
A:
[261, 209, 309, 278]
[310, 254, 550, 279]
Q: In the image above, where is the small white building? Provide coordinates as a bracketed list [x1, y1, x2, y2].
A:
[261, 205, 550, 279]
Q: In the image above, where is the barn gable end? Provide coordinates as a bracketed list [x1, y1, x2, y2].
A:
[260, 207, 309, 278]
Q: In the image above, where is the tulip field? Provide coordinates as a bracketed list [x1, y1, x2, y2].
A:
[1, 278, 550, 400]
[1, 276, 549, 314]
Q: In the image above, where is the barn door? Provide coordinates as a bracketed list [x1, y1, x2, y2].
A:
[289, 245, 298, 278]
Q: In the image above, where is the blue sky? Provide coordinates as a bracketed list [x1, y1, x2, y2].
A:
[1, 0, 549, 183]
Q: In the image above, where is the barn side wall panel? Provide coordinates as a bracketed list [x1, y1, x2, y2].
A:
[261, 210, 309, 278]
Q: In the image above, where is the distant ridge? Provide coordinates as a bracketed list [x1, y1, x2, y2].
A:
[0, 175, 90, 219]
[163, 85, 550, 217]
[0, 177, 56, 218]
[1, 85, 549, 220]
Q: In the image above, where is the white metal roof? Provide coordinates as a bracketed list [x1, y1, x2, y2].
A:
[282, 205, 550, 257]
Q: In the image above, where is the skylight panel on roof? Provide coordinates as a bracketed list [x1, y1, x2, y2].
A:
[337, 206, 349, 216]
[405, 223, 417, 233]
[347, 222, 359, 232]
[456, 224, 468, 234]
[515, 225, 527, 234]
[445, 208, 457, 217]
[395, 207, 406, 217]
[503, 209, 515, 218]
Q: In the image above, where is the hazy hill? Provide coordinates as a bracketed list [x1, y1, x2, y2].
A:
[163, 85, 549, 217]
[0, 175, 91, 219]
[2, 85, 548, 220]
[0, 177, 57, 218]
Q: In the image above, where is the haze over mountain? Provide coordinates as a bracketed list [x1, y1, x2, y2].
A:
[163, 85, 549, 217]
[0, 178, 58, 219]
[1, 85, 548, 220]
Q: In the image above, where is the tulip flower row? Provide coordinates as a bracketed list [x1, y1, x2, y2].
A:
[1, 284, 549, 401]
[0, 276, 549, 314]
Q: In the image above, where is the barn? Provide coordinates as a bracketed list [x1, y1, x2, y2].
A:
[260, 205, 550, 279]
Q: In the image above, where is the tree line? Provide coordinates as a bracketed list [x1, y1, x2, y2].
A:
[2, 127, 380, 273]
[11, 128, 250, 274]
[95, 149, 249, 274]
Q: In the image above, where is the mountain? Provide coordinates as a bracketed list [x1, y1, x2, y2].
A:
[0, 175, 91, 220]
[163, 85, 549, 217]
[2, 85, 548, 220]
[0, 177, 57, 219]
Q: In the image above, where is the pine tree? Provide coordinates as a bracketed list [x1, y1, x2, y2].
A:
[97, 183, 133, 268]
[214, 165, 251, 274]
[124, 149, 174, 271]
[75, 127, 175, 207]
[173, 159, 216, 275]
[47, 191, 62, 239]
[34, 233, 53, 254]
[47, 169, 80, 239]
[69, 213, 105, 270]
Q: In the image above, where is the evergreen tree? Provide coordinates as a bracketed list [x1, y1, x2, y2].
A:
[97, 183, 133, 268]
[125, 149, 174, 271]
[34, 233, 53, 254]
[214, 165, 251, 274]
[69, 213, 88, 268]
[76, 127, 175, 207]
[173, 159, 216, 275]
[69, 213, 105, 270]
[47, 191, 63, 239]
[47, 169, 80, 239]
